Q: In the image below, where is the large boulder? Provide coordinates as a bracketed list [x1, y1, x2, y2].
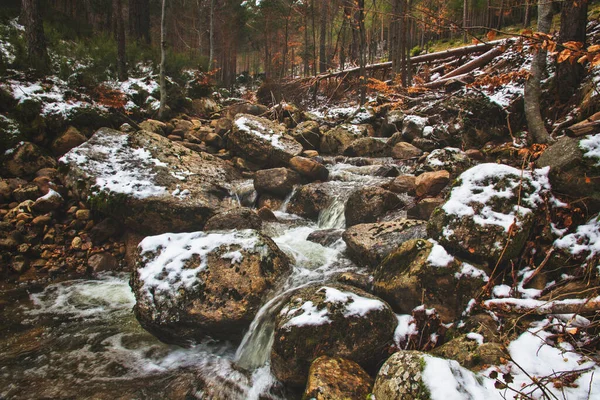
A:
[228, 114, 303, 167]
[204, 207, 262, 231]
[344, 137, 390, 157]
[536, 134, 600, 213]
[60, 128, 240, 235]
[51, 126, 87, 156]
[391, 142, 422, 160]
[320, 125, 365, 155]
[286, 182, 333, 220]
[254, 167, 302, 197]
[291, 121, 321, 150]
[288, 156, 329, 182]
[3, 142, 57, 178]
[343, 219, 427, 268]
[303, 356, 373, 400]
[271, 283, 396, 386]
[131, 229, 291, 345]
[373, 238, 489, 321]
[373, 351, 498, 400]
[417, 147, 472, 175]
[345, 187, 403, 227]
[427, 163, 551, 264]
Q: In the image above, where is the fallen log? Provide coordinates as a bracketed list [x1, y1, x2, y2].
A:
[566, 111, 600, 137]
[422, 72, 474, 89]
[483, 297, 600, 315]
[436, 46, 506, 81]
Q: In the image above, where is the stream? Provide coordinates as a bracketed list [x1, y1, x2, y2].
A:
[0, 158, 410, 399]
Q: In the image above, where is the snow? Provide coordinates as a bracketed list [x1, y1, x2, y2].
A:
[137, 230, 262, 299]
[394, 314, 417, 348]
[37, 188, 62, 202]
[486, 81, 524, 108]
[442, 164, 551, 232]
[321, 286, 386, 318]
[554, 214, 600, 265]
[403, 114, 428, 130]
[281, 300, 331, 329]
[4, 139, 24, 156]
[580, 134, 600, 166]
[424, 147, 464, 168]
[455, 262, 489, 281]
[466, 332, 484, 345]
[492, 284, 512, 298]
[234, 116, 285, 149]
[427, 239, 454, 267]
[60, 130, 168, 199]
[0, 38, 15, 64]
[483, 296, 600, 314]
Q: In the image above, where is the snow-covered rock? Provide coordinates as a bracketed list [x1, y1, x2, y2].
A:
[60, 127, 240, 234]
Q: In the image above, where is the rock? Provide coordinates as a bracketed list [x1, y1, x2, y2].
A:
[90, 218, 121, 243]
[254, 168, 302, 197]
[411, 137, 438, 152]
[387, 175, 416, 195]
[428, 163, 551, 264]
[344, 137, 390, 157]
[60, 128, 241, 235]
[13, 184, 41, 202]
[32, 214, 52, 226]
[191, 97, 220, 117]
[415, 170, 450, 197]
[302, 150, 319, 158]
[225, 103, 269, 119]
[373, 239, 489, 321]
[373, 351, 495, 400]
[168, 134, 182, 141]
[306, 229, 344, 247]
[3, 142, 57, 178]
[131, 230, 291, 345]
[0, 180, 11, 201]
[379, 110, 404, 137]
[228, 114, 303, 167]
[291, 121, 321, 150]
[335, 271, 372, 292]
[204, 207, 262, 231]
[320, 125, 364, 155]
[407, 197, 445, 220]
[344, 187, 403, 227]
[431, 335, 504, 370]
[287, 183, 332, 220]
[343, 220, 427, 268]
[374, 165, 400, 178]
[257, 194, 284, 210]
[75, 209, 91, 220]
[31, 189, 63, 213]
[71, 236, 83, 249]
[391, 142, 423, 160]
[271, 283, 396, 386]
[536, 135, 600, 213]
[51, 126, 87, 155]
[304, 356, 373, 400]
[257, 206, 278, 222]
[139, 119, 167, 135]
[288, 156, 329, 181]
[418, 147, 472, 175]
[465, 149, 485, 161]
[215, 118, 233, 136]
[401, 115, 428, 142]
[87, 252, 119, 273]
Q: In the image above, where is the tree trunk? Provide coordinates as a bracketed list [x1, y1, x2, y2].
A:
[22, 0, 50, 75]
[303, 3, 309, 76]
[556, 0, 588, 103]
[358, 0, 366, 105]
[524, 0, 554, 144]
[523, 0, 532, 28]
[159, 0, 168, 120]
[114, 0, 128, 81]
[208, 0, 215, 71]
[319, 0, 327, 73]
[463, 0, 468, 43]
[128, 0, 150, 44]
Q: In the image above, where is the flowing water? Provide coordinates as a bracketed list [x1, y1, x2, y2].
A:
[0, 158, 410, 399]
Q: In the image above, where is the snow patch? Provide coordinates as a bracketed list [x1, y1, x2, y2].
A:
[580, 133, 600, 166]
[554, 214, 600, 264]
[320, 286, 386, 318]
[281, 300, 331, 329]
[427, 239, 454, 267]
[235, 116, 285, 149]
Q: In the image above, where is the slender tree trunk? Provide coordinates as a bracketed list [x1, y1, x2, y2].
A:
[22, 0, 50, 75]
[311, 0, 317, 75]
[114, 0, 128, 81]
[524, 0, 554, 144]
[497, 0, 504, 29]
[159, 0, 168, 119]
[463, 0, 468, 43]
[303, 3, 309, 76]
[523, 0, 532, 28]
[358, 0, 366, 105]
[556, 0, 588, 103]
[208, 0, 215, 71]
[319, 0, 327, 73]
[129, 0, 150, 44]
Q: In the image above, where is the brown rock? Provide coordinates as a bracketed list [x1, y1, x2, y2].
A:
[139, 119, 167, 135]
[167, 134, 183, 142]
[465, 149, 485, 161]
[3, 142, 57, 178]
[36, 168, 59, 180]
[204, 208, 262, 231]
[32, 189, 63, 213]
[415, 170, 450, 197]
[387, 175, 416, 195]
[302, 150, 319, 158]
[288, 156, 329, 182]
[344, 187, 403, 227]
[87, 252, 119, 273]
[0, 180, 11, 201]
[75, 209, 91, 220]
[257, 206, 278, 222]
[304, 356, 373, 400]
[257, 194, 284, 211]
[51, 126, 87, 155]
[13, 185, 41, 202]
[71, 237, 83, 249]
[391, 142, 422, 160]
[254, 168, 302, 197]
[32, 215, 52, 226]
[407, 197, 445, 220]
[215, 118, 233, 136]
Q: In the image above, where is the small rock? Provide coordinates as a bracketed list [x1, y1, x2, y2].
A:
[391, 142, 422, 160]
[254, 168, 302, 197]
[13, 185, 41, 203]
[32, 215, 52, 226]
[75, 209, 91, 220]
[415, 170, 450, 197]
[257, 194, 285, 211]
[306, 229, 344, 247]
[71, 237, 83, 249]
[0, 180, 12, 201]
[32, 189, 64, 213]
[257, 206, 278, 222]
[3, 142, 57, 178]
[288, 156, 329, 182]
[386, 174, 416, 195]
[407, 197, 445, 220]
[51, 126, 87, 155]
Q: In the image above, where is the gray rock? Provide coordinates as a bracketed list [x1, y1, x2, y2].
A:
[345, 187, 403, 227]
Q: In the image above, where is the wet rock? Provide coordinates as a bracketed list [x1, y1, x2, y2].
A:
[343, 219, 427, 268]
[257, 194, 284, 211]
[431, 335, 504, 370]
[13, 184, 41, 202]
[228, 114, 303, 167]
[204, 207, 262, 231]
[254, 168, 302, 197]
[132, 229, 291, 345]
[271, 283, 396, 386]
[87, 252, 119, 273]
[373, 351, 495, 399]
[344, 137, 390, 157]
[415, 170, 450, 197]
[344, 187, 403, 227]
[288, 156, 329, 181]
[139, 119, 167, 135]
[335, 271, 372, 292]
[391, 142, 422, 160]
[291, 121, 321, 150]
[320, 125, 364, 155]
[418, 147, 472, 175]
[374, 165, 400, 178]
[304, 356, 373, 400]
[31, 189, 63, 213]
[257, 206, 278, 222]
[3, 142, 57, 178]
[51, 126, 87, 156]
[306, 229, 344, 247]
[401, 115, 428, 142]
[536, 135, 600, 213]
[373, 239, 489, 321]
[60, 128, 241, 235]
[386, 174, 416, 195]
[287, 183, 332, 220]
[407, 197, 445, 220]
[428, 164, 550, 264]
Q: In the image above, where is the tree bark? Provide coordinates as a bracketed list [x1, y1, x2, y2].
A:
[319, 0, 327, 73]
[357, 0, 366, 105]
[556, 0, 588, 103]
[524, 0, 554, 144]
[22, 0, 50, 75]
[128, 0, 150, 44]
[114, 0, 128, 81]
[159, 0, 168, 120]
[463, 0, 468, 43]
[208, 0, 215, 71]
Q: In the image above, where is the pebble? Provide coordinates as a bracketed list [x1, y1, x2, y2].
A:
[71, 236, 83, 249]
[75, 209, 91, 220]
